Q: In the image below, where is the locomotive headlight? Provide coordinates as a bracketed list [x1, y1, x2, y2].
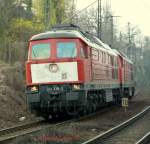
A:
[30, 86, 38, 92]
[73, 84, 81, 90]
[49, 64, 59, 73]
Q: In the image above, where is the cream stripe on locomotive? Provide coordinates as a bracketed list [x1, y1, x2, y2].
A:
[31, 62, 78, 83]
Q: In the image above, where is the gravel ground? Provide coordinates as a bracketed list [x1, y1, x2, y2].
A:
[10, 89, 150, 144]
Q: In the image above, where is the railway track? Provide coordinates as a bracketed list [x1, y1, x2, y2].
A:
[0, 120, 50, 143]
[0, 117, 79, 143]
[136, 131, 150, 144]
[0, 106, 112, 143]
[0, 120, 43, 136]
[82, 105, 150, 144]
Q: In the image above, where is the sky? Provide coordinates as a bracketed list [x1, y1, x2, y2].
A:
[76, 0, 150, 37]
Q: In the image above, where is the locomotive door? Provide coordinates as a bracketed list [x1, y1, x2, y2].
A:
[80, 44, 91, 82]
[118, 55, 125, 97]
[118, 55, 124, 85]
[89, 46, 93, 81]
[86, 46, 92, 81]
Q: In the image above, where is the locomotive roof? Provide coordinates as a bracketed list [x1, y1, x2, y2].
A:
[112, 49, 133, 64]
[30, 24, 134, 62]
[31, 30, 133, 63]
[31, 29, 118, 55]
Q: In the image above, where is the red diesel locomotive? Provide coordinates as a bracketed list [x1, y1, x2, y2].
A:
[25, 24, 135, 119]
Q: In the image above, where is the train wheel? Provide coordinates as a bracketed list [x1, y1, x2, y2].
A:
[65, 102, 80, 116]
[42, 114, 49, 121]
[42, 114, 53, 121]
[92, 103, 97, 112]
[86, 100, 93, 114]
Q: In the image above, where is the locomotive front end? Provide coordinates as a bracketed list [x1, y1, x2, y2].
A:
[25, 33, 87, 118]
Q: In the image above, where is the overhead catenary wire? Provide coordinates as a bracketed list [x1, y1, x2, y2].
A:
[62, 0, 97, 24]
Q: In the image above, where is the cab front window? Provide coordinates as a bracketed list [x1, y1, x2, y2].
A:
[31, 43, 51, 59]
[57, 42, 77, 58]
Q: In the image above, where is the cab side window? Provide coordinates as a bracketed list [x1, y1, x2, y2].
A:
[92, 49, 99, 60]
[80, 47, 88, 58]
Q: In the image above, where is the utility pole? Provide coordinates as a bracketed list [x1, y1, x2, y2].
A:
[70, 0, 76, 23]
[109, 15, 120, 48]
[119, 32, 123, 42]
[126, 22, 139, 60]
[110, 16, 113, 47]
[97, 0, 102, 40]
[44, 0, 51, 30]
[26, 0, 32, 19]
[127, 22, 132, 59]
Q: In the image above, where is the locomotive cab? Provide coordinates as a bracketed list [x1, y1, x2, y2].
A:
[26, 33, 91, 117]
[26, 38, 90, 84]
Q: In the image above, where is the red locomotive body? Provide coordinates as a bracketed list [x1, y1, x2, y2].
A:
[26, 24, 135, 118]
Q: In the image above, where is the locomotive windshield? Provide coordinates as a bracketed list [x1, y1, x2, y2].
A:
[57, 42, 77, 58]
[31, 43, 51, 59]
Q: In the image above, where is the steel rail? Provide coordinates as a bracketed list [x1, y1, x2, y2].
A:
[136, 131, 150, 144]
[0, 118, 76, 143]
[82, 105, 150, 144]
[0, 120, 44, 136]
[0, 106, 113, 143]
